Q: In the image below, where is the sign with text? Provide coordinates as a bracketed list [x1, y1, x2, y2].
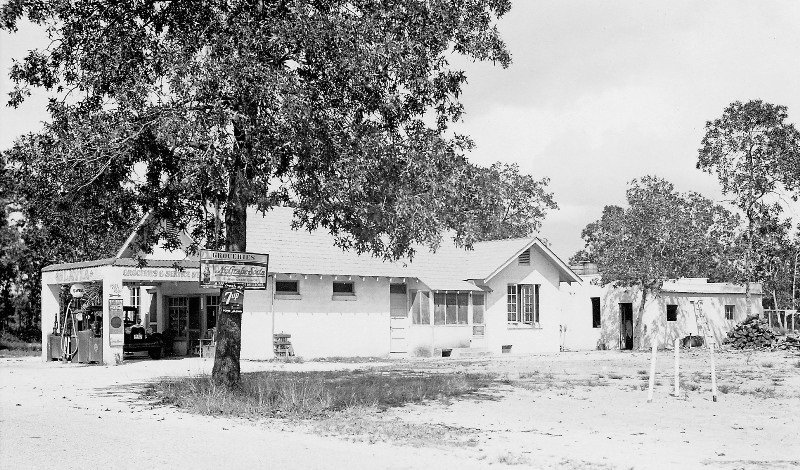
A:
[220, 284, 244, 315]
[199, 250, 269, 290]
[109, 298, 124, 347]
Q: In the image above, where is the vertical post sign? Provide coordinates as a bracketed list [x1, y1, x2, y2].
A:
[220, 284, 244, 315]
[109, 298, 124, 347]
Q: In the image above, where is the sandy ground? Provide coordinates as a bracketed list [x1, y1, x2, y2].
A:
[1, 349, 799, 469]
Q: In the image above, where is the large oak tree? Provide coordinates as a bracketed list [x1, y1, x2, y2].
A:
[1, 0, 533, 386]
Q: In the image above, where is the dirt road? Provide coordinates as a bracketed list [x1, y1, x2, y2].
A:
[1, 350, 799, 469]
[0, 357, 488, 470]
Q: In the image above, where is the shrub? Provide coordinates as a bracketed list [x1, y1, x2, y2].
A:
[0, 332, 42, 356]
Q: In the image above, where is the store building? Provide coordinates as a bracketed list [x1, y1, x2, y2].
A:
[41, 207, 582, 364]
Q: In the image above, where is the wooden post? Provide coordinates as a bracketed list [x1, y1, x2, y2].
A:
[647, 340, 657, 403]
[674, 337, 680, 396]
[710, 341, 717, 402]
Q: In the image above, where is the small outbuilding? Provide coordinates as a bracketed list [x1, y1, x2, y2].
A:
[561, 263, 763, 351]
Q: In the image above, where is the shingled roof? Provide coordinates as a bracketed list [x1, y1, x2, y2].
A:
[247, 207, 580, 290]
[43, 206, 581, 290]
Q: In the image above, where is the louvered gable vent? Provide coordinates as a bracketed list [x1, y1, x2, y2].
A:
[518, 249, 530, 265]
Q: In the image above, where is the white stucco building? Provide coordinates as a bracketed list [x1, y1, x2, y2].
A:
[560, 263, 763, 351]
[41, 207, 582, 364]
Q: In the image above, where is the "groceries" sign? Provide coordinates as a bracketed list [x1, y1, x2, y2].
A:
[199, 250, 269, 289]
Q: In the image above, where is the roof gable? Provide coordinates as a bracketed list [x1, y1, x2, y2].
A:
[115, 213, 196, 261]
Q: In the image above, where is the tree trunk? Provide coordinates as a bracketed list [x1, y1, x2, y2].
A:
[634, 287, 648, 350]
[211, 160, 248, 388]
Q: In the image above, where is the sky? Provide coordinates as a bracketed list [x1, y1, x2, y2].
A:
[3, 1, 800, 260]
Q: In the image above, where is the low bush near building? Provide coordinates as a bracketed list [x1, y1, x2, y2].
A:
[0, 332, 41, 357]
[146, 370, 493, 419]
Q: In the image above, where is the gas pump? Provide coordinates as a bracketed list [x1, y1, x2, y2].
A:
[59, 283, 85, 361]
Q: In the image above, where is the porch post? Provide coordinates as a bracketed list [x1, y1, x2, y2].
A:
[40, 279, 60, 362]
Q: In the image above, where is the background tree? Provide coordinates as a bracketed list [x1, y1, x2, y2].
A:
[573, 176, 740, 348]
[744, 204, 797, 311]
[1, 0, 523, 386]
[3, 130, 141, 336]
[468, 162, 557, 241]
[697, 100, 800, 314]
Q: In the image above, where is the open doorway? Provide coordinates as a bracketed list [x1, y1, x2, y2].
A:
[619, 303, 633, 350]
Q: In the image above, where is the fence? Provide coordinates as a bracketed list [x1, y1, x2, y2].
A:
[761, 309, 800, 333]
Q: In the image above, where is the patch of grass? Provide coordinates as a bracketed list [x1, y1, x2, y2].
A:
[144, 370, 494, 419]
[717, 384, 739, 394]
[683, 381, 701, 391]
[556, 458, 617, 469]
[607, 372, 624, 380]
[761, 361, 775, 368]
[0, 332, 41, 357]
[308, 356, 387, 363]
[519, 370, 541, 379]
[274, 355, 304, 363]
[794, 360, 800, 369]
[494, 452, 532, 466]
[636, 369, 648, 375]
[742, 386, 778, 399]
[315, 408, 481, 448]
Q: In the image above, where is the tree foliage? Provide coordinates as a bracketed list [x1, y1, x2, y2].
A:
[1, 0, 516, 258]
[468, 163, 557, 241]
[1, 0, 534, 385]
[574, 176, 740, 347]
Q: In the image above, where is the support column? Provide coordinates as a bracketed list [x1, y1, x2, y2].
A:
[40, 280, 61, 362]
[102, 266, 125, 365]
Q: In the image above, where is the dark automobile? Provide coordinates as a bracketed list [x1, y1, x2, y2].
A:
[123, 306, 164, 359]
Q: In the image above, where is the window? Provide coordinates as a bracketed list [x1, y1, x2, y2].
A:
[333, 281, 355, 295]
[507, 285, 518, 321]
[472, 293, 485, 336]
[507, 284, 539, 326]
[206, 295, 219, 329]
[518, 249, 530, 265]
[666, 304, 678, 322]
[129, 286, 140, 312]
[390, 284, 407, 294]
[434, 293, 446, 325]
[148, 291, 157, 328]
[473, 293, 485, 325]
[275, 280, 299, 294]
[168, 296, 189, 337]
[591, 297, 601, 328]
[434, 292, 468, 325]
[725, 305, 735, 321]
[411, 290, 430, 325]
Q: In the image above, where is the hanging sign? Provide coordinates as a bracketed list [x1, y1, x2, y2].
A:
[199, 250, 269, 290]
[109, 298, 124, 347]
[220, 284, 244, 315]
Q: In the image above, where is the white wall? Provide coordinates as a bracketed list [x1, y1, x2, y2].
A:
[560, 278, 603, 350]
[483, 246, 564, 354]
[568, 282, 765, 350]
[407, 324, 472, 354]
[244, 275, 393, 359]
